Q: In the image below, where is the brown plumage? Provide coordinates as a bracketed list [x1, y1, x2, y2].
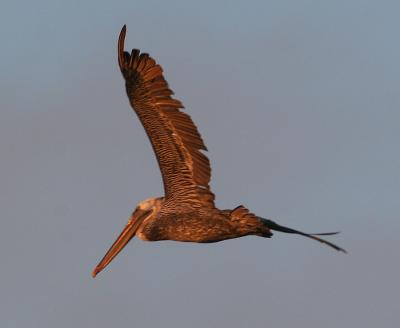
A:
[92, 25, 346, 278]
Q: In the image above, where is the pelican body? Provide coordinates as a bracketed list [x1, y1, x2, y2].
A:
[133, 198, 272, 243]
[92, 26, 345, 277]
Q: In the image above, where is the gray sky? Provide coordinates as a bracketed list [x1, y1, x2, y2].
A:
[1, 1, 399, 327]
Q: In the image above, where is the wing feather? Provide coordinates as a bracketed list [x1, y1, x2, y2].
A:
[117, 26, 215, 207]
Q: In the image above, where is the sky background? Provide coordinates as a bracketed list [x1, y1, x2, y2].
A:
[1, 0, 399, 327]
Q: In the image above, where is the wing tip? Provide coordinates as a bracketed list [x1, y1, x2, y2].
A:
[118, 25, 127, 68]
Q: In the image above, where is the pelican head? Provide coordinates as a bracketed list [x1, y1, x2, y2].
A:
[92, 197, 163, 277]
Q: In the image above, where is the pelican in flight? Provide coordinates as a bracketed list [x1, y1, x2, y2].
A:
[92, 26, 345, 277]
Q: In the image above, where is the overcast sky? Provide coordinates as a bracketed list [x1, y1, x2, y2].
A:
[1, 1, 399, 327]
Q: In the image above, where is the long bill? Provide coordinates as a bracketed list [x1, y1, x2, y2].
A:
[92, 210, 149, 278]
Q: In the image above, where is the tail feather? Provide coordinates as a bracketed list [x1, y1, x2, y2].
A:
[261, 218, 347, 253]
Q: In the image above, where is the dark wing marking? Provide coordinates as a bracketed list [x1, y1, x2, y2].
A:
[118, 26, 215, 207]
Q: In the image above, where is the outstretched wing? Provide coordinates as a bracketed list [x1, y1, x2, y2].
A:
[118, 26, 215, 207]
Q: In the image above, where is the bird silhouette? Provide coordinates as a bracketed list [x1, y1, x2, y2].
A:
[92, 26, 345, 278]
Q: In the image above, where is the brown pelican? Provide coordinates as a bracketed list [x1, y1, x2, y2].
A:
[92, 25, 345, 278]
